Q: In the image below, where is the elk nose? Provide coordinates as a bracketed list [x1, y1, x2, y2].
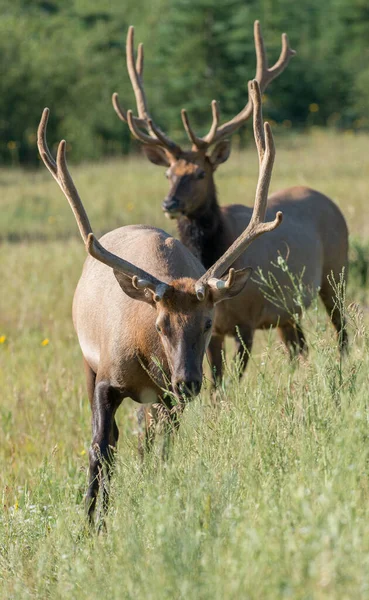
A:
[162, 197, 180, 213]
[173, 380, 202, 399]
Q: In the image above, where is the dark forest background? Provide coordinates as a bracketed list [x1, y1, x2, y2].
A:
[1, 0, 369, 164]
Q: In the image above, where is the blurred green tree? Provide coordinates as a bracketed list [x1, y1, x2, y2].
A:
[0, 0, 368, 164]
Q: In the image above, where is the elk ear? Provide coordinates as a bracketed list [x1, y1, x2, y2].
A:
[113, 271, 156, 306]
[142, 145, 171, 167]
[210, 267, 253, 304]
[209, 140, 231, 169]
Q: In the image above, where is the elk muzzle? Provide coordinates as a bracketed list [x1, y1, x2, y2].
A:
[168, 334, 204, 400]
[162, 196, 183, 219]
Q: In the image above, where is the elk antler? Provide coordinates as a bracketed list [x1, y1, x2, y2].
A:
[182, 20, 296, 151]
[37, 108, 170, 301]
[195, 80, 283, 300]
[37, 108, 93, 242]
[112, 26, 183, 157]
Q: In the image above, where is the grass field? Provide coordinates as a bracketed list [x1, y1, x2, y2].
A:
[1, 129, 369, 599]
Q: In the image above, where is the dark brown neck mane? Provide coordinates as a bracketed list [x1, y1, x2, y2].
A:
[176, 188, 229, 269]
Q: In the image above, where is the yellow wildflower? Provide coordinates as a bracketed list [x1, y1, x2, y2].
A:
[0, 335, 6, 344]
[41, 338, 49, 346]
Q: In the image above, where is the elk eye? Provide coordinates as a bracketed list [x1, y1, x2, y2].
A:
[197, 170, 205, 180]
[204, 319, 212, 332]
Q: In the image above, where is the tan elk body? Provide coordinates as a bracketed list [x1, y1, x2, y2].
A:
[73, 225, 211, 401]
[37, 81, 280, 522]
[114, 23, 348, 378]
[205, 188, 347, 363]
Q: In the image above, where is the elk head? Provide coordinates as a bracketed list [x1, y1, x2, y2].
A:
[38, 80, 281, 399]
[113, 23, 295, 219]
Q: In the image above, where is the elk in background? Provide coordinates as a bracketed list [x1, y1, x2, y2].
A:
[37, 84, 281, 522]
[113, 24, 348, 380]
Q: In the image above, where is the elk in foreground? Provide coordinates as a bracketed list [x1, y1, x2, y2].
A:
[37, 87, 281, 522]
[113, 24, 348, 379]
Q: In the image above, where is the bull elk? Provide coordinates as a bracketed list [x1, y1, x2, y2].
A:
[37, 82, 281, 522]
[113, 24, 348, 379]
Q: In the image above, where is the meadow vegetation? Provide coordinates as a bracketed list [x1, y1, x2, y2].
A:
[1, 130, 369, 598]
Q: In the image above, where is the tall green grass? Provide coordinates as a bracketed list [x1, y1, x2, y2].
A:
[1, 131, 369, 598]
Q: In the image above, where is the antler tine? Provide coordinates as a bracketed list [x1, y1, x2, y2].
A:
[181, 100, 221, 150]
[55, 140, 93, 244]
[202, 20, 295, 145]
[204, 100, 220, 145]
[38, 109, 92, 243]
[126, 109, 180, 156]
[112, 93, 146, 128]
[247, 81, 280, 228]
[136, 42, 144, 77]
[38, 109, 169, 296]
[181, 109, 206, 149]
[254, 19, 268, 81]
[126, 110, 161, 145]
[147, 119, 182, 153]
[37, 108, 57, 177]
[125, 110, 180, 156]
[112, 92, 128, 123]
[195, 80, 283, 298]
[86, 235, 169, 300]
[255, 19, 296, 90]
[59, 156, 167, 291]
[112, 26, 182, 156]
[126, 25, 148, 121]
[263, 32, 296, 85]
[253, 123, 280, 225]
[251, 79, 266, 163]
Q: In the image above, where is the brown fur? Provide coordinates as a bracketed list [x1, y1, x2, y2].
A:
[73, 226, 215, 399]
[73, 225, 249, 521]
[37, 105, 254, 524]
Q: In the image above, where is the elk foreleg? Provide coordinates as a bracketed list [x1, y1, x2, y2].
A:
[86, 380, 121, 524]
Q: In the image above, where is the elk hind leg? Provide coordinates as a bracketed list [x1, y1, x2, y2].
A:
[86, 380, 122, 524]
[319, 280, 348, 353]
